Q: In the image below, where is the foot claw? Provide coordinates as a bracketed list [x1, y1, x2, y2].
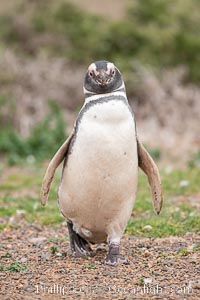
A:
[71, 246, 94, 258]
[104, 242, 129, 266]
[104, 255, 130, 266]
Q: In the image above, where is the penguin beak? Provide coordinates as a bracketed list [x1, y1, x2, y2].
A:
[96, 71, 110, 86]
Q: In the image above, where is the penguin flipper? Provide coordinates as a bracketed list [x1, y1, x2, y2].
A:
[137, 138, 163, 214]
[40, 130, 75, 206]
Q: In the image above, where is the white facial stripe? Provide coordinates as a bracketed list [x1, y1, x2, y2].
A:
[88, 63, 99, 76]
[105, 62, 115, 75]
[115, 66, 121, 75]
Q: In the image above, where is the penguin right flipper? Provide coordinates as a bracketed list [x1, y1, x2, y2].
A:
[137, 138, 163, 215]
[40, 129, 75, 206]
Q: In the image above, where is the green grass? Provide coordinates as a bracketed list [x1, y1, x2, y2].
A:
[84, 263, 96, 269]
[0, 261, 27, 272]
[1, 252, 11, 259]
[0, 163, 200, 238]
[0, 165, 63, 226]
[6, 261, 27, 272]
[126, 167, 200, 237]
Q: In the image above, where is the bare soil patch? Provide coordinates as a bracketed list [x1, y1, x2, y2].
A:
[0, 222, 199, 299]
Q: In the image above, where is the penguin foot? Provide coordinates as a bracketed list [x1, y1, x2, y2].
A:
[67, 221, 94, 257]
[104, 243, 130, 266]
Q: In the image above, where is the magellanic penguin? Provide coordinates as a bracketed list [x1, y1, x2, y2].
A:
[41, 61, 163, 266]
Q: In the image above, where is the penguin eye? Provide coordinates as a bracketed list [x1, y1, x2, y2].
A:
[89, 71, 93, 78]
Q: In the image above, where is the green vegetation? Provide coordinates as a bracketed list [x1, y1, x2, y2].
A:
[1, 252, 11, 259]
[176, 247, 190, 257]
[5, 261, 27, 272]
[0, 164, 199, 237]
[126, 166, 200, 237]
[139, 277, 145, 285]
[0, 0, 199, 81]
[50, 246, 58, 255]
[84, 263, 96, 270]
[189, 150, 200, 168]
[0, 265, 4, 271]
[0, 100, 66, 165]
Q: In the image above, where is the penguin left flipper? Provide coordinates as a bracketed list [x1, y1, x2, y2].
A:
[137, 138, 163, 215]
[40, 129, 75, 206]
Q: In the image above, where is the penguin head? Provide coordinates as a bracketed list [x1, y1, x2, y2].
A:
[84, 61, 123, 94]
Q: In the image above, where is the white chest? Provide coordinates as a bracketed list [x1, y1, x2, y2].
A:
[59, 99, 138, 242]
[75, 100, 136, 159]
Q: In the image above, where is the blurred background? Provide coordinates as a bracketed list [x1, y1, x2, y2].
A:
[0, 0, 200, 166]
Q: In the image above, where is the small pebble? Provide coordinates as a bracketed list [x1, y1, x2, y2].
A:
[179, 180, 189, 187]
[165, 166, 173, 174]
[16, 210, 26, 216]
[29, 237, 47, 245]
[143, 225, 152, 231]
[189, 211, 195, 217]
[144, 278, 153, 284]
[26, 155, 36, 164]
[20, 257, 28, 263]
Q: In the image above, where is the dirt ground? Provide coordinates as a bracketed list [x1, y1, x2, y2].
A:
[0, 222, 199, 300]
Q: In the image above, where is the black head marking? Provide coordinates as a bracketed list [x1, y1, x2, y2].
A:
[84, 60, 123, 94]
